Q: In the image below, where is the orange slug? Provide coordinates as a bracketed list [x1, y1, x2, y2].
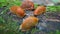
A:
[34, 6, 46, 16]
[21, 0, 34, 10]
[10, 6, 26, 18]
[20, 16, 38, 31]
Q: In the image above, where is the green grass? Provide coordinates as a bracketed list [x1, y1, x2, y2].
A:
[0, 0, 60, 34]
[49, 30, 60, 34]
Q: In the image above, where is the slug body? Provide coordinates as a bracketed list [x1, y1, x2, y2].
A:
[10, 6, 26, 18]
[20, 16, 38, 31]
[34, 6, 46, 15]
[21, 0, 34, 10]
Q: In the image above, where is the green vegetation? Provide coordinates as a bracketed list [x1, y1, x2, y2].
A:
[0, 0, 22, 7]
[47, 6, 60, 13]
[0, 0, 60, 34]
